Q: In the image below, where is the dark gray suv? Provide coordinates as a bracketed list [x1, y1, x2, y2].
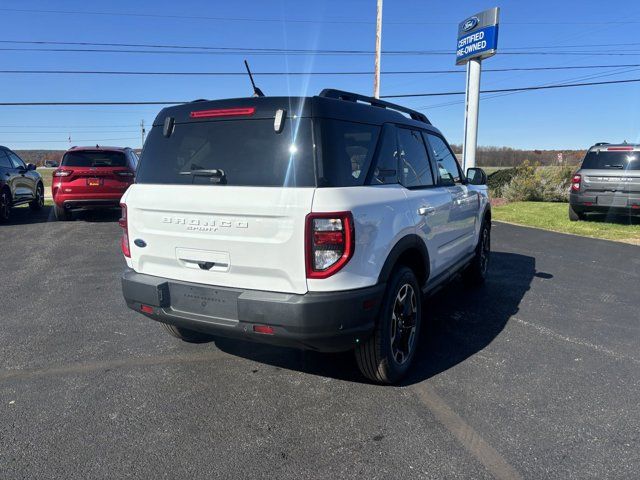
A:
[569, 143, 640, 221]
[0, 146, 45, 222]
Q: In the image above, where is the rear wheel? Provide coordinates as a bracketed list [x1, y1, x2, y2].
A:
[569, 204, 586, 221]
[0, 189, 11, 222]
[161, 322, 215, 343]
[54, 204, 72, 221]
[355, 266, 422, 384]
[29, 183, 44, 210]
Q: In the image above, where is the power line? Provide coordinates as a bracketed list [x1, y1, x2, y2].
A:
[0, 101, 183, 106]
[2, 8, 639, 26]
[4, 64, 640, 76]
[380, 77, 640, 98]
[1, 137, 140, 143]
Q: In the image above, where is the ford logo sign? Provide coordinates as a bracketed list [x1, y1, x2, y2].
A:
[134, 239, 147, 248]
[462, 17, 479, 32]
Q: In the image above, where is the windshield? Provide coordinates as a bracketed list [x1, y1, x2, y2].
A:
[137, 118, 316, 187]
[61, 150, 127, 167]
[581, 151, 640, 170]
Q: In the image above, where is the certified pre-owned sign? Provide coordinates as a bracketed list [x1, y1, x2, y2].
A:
[456, 7, 499, 65]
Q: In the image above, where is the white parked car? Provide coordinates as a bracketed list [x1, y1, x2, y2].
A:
[120, 89, 491, 384]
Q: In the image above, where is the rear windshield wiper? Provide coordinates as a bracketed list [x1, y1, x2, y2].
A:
[180, 168, 226, 177]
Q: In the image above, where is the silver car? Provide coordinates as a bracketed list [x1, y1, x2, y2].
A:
[569, 143, 640, 221]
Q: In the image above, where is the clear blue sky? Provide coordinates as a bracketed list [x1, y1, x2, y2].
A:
[1, 0, 639, 150]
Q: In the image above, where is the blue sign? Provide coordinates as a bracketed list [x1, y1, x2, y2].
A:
[456, 8, 500, 65]
[456, 25, 499, 64]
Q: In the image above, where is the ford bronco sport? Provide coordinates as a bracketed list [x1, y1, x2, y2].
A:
[120, 90, 491, 384]
[569, 142, 640, 221]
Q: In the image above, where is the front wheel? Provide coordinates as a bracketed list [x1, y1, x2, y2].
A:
[355, 266, 422, 384]
[463, 221, 491, 285]
[29, 183, 44, 210]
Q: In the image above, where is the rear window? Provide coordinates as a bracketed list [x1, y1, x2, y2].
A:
[137, 119, 316, 187]
[62, 151, 127, 167]
[582, 151, 640, 170]
[318, 120, 380, 187]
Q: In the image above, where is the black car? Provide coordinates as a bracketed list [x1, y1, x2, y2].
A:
[0, 146, 45, 222]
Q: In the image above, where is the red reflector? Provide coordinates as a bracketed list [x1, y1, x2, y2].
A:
[140, 304, 154, 314]
[313, 230, 344, 245]
[584, 202, 593, 206]
[607, 146, 634, 151]
[190, 107, 255, 119]
[253, 325, 274, 335]
[632, 204, 640, 209]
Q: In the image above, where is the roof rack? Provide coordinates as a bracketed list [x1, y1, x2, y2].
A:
[319, 89, 430, 124]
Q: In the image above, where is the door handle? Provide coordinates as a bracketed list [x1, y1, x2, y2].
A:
[418, 206, 436, 216]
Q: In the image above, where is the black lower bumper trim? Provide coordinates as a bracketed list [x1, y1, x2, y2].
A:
[121, 269, 385, 352]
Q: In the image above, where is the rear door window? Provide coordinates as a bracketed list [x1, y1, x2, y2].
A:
[62, 151, 128, 167]
[318, 120, 380, 187]
[423, 133, 463, 186]
[368, 124, 399, 185]
[0, 150, 12, 169]
[582, 151, 640, 170]
[137, 118, 315, 187]
[397, 128, 434, 188]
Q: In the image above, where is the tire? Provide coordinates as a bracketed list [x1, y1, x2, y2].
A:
[54, 204, 72, 221]
[463, 220, 491, 286]
[0, 189, 11, 222]
[569, 204, 586, 221]
[29, 183, 44, 210]
[355, 266, 422, 384]
[161, 322, 215, 343]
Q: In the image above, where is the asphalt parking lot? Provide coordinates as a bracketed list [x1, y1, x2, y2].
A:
[1, 206, 638, 479]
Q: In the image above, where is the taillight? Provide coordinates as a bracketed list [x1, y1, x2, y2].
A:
[53, 169, 72, 177]
[305, 212, 354, 279]
[119, 203, 130, 258]
[571, 174, 581, 192]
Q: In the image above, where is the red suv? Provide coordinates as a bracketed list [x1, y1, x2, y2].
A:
[52, 146, 138, 220]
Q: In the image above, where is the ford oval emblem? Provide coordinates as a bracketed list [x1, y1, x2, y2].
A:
[134, 239, 147, 248]
[462, 16, 479, 32]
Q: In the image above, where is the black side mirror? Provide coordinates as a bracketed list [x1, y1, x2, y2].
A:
[466, 167, 487, 185]
[27, 163, 37, 171]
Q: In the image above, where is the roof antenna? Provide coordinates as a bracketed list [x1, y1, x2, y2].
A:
[244, 60, 264, 97]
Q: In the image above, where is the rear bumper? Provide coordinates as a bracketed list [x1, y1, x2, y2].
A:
[570, 193, 640, 214]
[53, 193, 123, 210]
[121, 268, 384, 352]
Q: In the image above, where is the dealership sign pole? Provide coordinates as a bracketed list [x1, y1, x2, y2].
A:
[457, 7, 499, 171]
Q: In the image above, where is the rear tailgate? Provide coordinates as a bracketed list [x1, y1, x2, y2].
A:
[124, 184, 314, 294]
[583, 169, 640, 195]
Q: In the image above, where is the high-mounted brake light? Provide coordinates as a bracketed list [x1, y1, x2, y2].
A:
[189, 107, 256, 119]
[119, 203, 131, 258]
[53, 169, 73, 177]
[571, 174, 581, 192]
[305, 212, 354, 279]
[607, 146, 634, 151]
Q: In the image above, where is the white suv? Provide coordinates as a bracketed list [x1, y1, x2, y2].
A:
[120, 90, 491, 384]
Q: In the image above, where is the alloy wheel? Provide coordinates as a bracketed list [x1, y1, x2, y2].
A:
[390, 283, 418, 365]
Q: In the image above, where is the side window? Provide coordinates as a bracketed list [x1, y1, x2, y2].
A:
[0, 150, 12, 169]
[368, 124, 398, 185]
[397, 128, 434, 188]
[319, 120, 380, 187]
[423, 133, 462, 186]
[8, 151, 26, 170]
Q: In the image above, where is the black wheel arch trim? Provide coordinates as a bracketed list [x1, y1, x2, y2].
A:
[377, 234, 430, 289]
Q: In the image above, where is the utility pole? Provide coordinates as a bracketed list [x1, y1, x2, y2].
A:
[140, 120, 146, 149]
[373, 0, 383, 99]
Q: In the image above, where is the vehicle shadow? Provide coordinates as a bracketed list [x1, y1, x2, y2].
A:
[0, 206, 121, 226]
[211, 251, 538, 385]
[585, 212, 640, 226]
[1, 205, 56, 225]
